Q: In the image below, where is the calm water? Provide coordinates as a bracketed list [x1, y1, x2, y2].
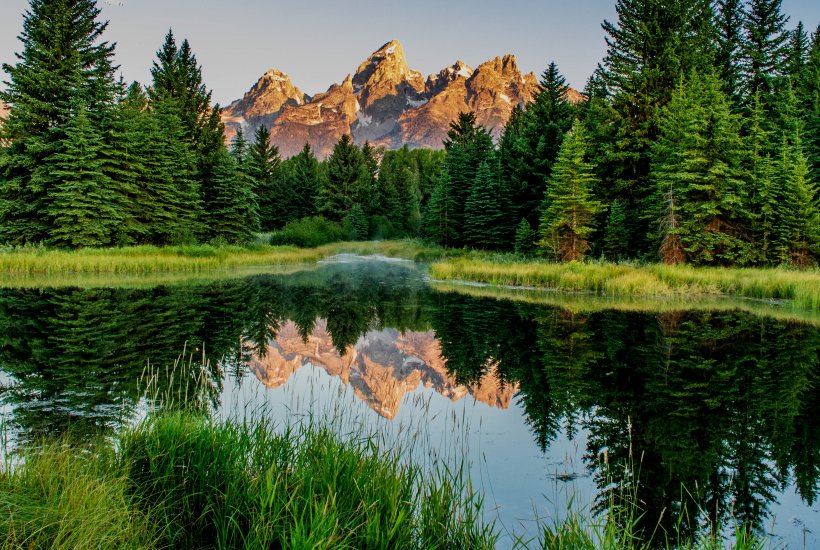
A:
[0, 258, 818, 548]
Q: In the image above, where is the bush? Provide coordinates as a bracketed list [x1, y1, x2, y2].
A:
[269, 216, 351, 248]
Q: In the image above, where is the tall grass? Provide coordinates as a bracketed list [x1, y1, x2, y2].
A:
[431, 258, 820, 310]
[0, 240, 448, 281]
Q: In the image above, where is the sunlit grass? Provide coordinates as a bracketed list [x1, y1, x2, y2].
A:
[431, 258, 820, 310]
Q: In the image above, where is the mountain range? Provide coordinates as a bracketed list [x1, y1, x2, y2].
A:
[222, 40, 582, 158]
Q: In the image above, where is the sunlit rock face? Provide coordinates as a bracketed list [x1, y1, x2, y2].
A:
[221, 40, 582, 157]
[249, 319, 517, 419]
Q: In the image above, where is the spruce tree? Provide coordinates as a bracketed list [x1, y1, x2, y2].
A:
[205, 144, 258, 244]
[745, 94, 779, 264]
[603, 199, 630, 261]
[247, 125, 282, 231]
[739, 0, 790, 101]
[537, 121, 603, 261]
[507, 63, 576, 228]
[650, 72, 748, 266]
[47, 105, 124, 247]
[785, 22, 809, 80]
[279, 144, 320, 226]
[464, 160, 508, 249]
[798, 25, 820, 186]
[716, 0, 745, 102]
[514, 218, 537, 255]
[344, 203, 369, 241]
[773, 135, 819, 266]
[423, 170, 458, 247]
[0, 0, 118, 244]
[597, 0, 717, 256]
[318, 135, 365, 222]
[441, 112, 495, 247]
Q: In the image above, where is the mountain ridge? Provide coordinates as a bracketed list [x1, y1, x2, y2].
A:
[223, 40, 582, 157]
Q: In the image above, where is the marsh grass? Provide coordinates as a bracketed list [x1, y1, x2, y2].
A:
[0, 240, 449, 282]
[431, 258, 820, 311]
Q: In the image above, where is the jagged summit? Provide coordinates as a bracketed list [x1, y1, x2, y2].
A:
[222, 40, 582, 157]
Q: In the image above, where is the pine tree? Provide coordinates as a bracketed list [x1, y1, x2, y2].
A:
[204, 134, 258, 244]
[785, 22, 809, 80]
[773, 135, 819, 266]
[798, 25, 820, 186]
[650, 72, 748, 266]
[47, 105, 124, 247]
[379, 147, 421, 236]
[597, 0, 717, 256]
[137, 99, 201, 244]
[739, 0, 790, 101]
[716, 0, 745, 102]
[745, 93, 779, 264]
[603, 199, 630, 261]
[247, 125, 282, 231]
[538, 121, 603, 261]
[279, 144, 320, 226]
[318, 135, 365, 222]
[0, 0, 118, 244]
[514, 218, 537, 255]
[500, 64, 575, 228]
[423, 170, 458, 247]
[464, 161, 508, 249]
[344, 203, 369, 241]
[442, 112, 495, 246]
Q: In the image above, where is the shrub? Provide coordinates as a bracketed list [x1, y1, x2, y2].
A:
[269, 216, 351, 248]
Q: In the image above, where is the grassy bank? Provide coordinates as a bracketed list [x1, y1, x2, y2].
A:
[1, 411, 495, 550]
[0, 240, 445, 280]
[431, 258, 820, 310]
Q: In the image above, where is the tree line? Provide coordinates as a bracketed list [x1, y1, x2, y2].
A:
[0, 0, 818, 267]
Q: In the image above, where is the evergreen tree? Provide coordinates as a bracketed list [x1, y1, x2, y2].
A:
[47, 105, 124, 247]
[538, 121, 603, 261]
[597, 0, 717, 256]
[650, 72, 748, 266]
[785, 22, 809, 79]
[0, 0, 118, 244]
[745, 94, 779, 264]
[603, 199, 630, 261]
[137, 99, 201, 244]
[379, 147, 422, 236]
[247, 125, 282, 231]
[344, 203, 369, 241]
[505, 63, 576, 228]
[798, 25, 820, 185]
[205, 141, 258, 244]
[716, 0, 745, 102]
[513, 218, 537, 255]
[279, 144, 320, 225]
[773, 135, 819, 265]
[739, 0, 790, 100]
[423, 170, 458, 247]
[464, 161, 509, 249]
[318, 135, 365, 222]
[441, 112, 495, 246]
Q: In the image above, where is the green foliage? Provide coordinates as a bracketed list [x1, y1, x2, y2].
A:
[318, 135, 368, 221]
[650, 72, 748, 266]
[501, 63, 576, 228]
[269, 216, 351, 248]
[464, 161, 510, 249]
[739, 0, 790, 100]
[603, 199, 630, 261]
[538, 121, 603, 261]
[203, 143, 258, 245]
[773, 135, 820, 265]
[344, 203, 369, 241]
[0, 0, 118, 245]
[513, 218, 537, 255]
[47, 105, 125, 247]
[275, 143, 320, 228]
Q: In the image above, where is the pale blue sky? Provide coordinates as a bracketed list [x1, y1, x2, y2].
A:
[1, 0, 818, 105]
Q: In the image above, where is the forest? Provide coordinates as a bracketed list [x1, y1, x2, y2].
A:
[0, 0, 818, 268]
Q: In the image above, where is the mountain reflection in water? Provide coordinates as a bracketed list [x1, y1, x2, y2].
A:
[0, 260, 817, 547]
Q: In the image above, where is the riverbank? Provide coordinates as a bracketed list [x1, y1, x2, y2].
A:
[431, 258, 820, 310]
[0, 241, 817, 311]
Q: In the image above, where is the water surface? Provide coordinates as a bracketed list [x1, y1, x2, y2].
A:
[0, 259, 817, 548]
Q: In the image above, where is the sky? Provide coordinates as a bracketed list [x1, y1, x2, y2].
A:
[1, 0, 818, 106]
